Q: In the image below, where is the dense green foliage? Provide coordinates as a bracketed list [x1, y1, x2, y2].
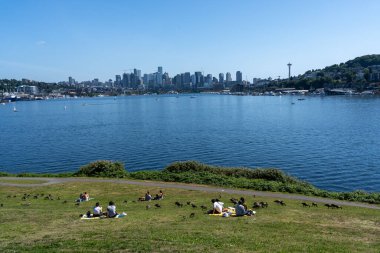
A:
[163, 161, 301, 184]
[273, 54, 380, 91]
[73, 160, 127, 178]
[344, 54, 380, 68]
[0, 78, 70, 93]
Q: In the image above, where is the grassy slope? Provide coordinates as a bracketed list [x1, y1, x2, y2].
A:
[0, 181, 379, 253]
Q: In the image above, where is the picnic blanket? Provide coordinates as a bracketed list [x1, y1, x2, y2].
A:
[80, 212, 127, 220]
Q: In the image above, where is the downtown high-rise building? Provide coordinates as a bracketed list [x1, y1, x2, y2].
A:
[236, 71, 243, 83]
[122, 73, 130, 88]
[219, 73, 224, 83]
[115, 75, 121, 86]
[183, 72, 191, 86]
[226, 72, 232, 82]
[205, 74, 213, 88]
[158, 66, 163, 74]
[68, 76, 75, 85]
[194, 71, 203, 87]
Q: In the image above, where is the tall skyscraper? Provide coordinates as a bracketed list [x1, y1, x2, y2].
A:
[115, 75, 121, 86]
[236, 71, 243, 83]
[219, 73, 224, 83]
[68, 76, 75, 85]
[184, 72, 191, 86]
[158, 66, 163, 74]
[205, 74, 213, 87]
[195, 71, 203, 86]
[122, 73, 130, 88]
[226, 72, 232, 82]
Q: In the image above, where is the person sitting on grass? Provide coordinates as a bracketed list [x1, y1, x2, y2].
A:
[153, 190, 164, 200]
[158, 190, 164, 199]
[145, 191, 152, 201]
[235, 201, 247, 217]
[240, 197, 248, 210]
[84, 192, 90, 201]
[77, 193, 84, 202]
[209, 199, 224, 214]
[107, 201, 118, 218]
[93, 202, 103, 217]
[235, 201, 254, 217]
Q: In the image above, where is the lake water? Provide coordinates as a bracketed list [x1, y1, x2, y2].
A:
[1, 94, 379, 192]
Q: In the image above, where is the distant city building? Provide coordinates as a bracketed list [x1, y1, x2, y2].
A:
[158, 66, 163, 74]
[173, 74, 182, 89]
[122, 73, 130, 88]
[219, 73, 224, 83]
[115, 75, 121, 86]
[195, 71, 203, 87]
[183, 72, 191, 86]
[17, 85, 38, 94]
[134, 69, 141, 78]
[92, 78, 99, 86]
[205, 74, 213, 88]
[155, 72, 163, 87]
[191, 74, 196, 87]
[68, 76, 75, 85]
[236, 71, 243, 83]
[226, 72, 232, 82]
[163, 72, 171, 86]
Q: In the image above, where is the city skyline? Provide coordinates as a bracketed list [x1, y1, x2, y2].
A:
[1, 0, 380, 82]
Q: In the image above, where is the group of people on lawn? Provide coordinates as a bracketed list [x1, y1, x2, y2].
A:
[86, 201, 117, 218]
[144, 190, 164, 201]
[83, 190, 164, 218]
[82, 190, 252, 218]
[210, 197, 254, 216]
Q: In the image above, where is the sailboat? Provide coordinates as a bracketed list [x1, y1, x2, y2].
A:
[13, 106, 18, 112]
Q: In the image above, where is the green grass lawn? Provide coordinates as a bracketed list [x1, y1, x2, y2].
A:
[0, 181, 379, 252]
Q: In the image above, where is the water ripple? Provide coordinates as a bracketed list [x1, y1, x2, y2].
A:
[0, 95, 379, 192]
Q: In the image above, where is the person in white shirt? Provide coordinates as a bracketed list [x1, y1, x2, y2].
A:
[93, 202, 103, 217]
[107, 201, 118, 218]
[211, 199, 224, 214]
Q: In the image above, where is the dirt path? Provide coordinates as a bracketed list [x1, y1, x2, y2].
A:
[1, 177, 379, 210]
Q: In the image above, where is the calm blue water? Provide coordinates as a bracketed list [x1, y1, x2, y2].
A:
[0, 94, 379, 192]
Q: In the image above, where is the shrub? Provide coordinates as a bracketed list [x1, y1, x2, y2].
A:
[0, 171, 11, 177]
[164, 161, 305, 184]
[74, 160, 127, 178]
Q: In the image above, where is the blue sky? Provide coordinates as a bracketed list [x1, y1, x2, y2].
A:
[0, 0, 379, 82]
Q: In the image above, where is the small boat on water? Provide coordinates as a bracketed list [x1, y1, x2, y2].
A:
[297, 98, 305, 101]
[13, 106, 18, 112]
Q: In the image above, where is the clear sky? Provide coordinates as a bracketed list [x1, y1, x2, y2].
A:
[1, 0, 380, 83]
